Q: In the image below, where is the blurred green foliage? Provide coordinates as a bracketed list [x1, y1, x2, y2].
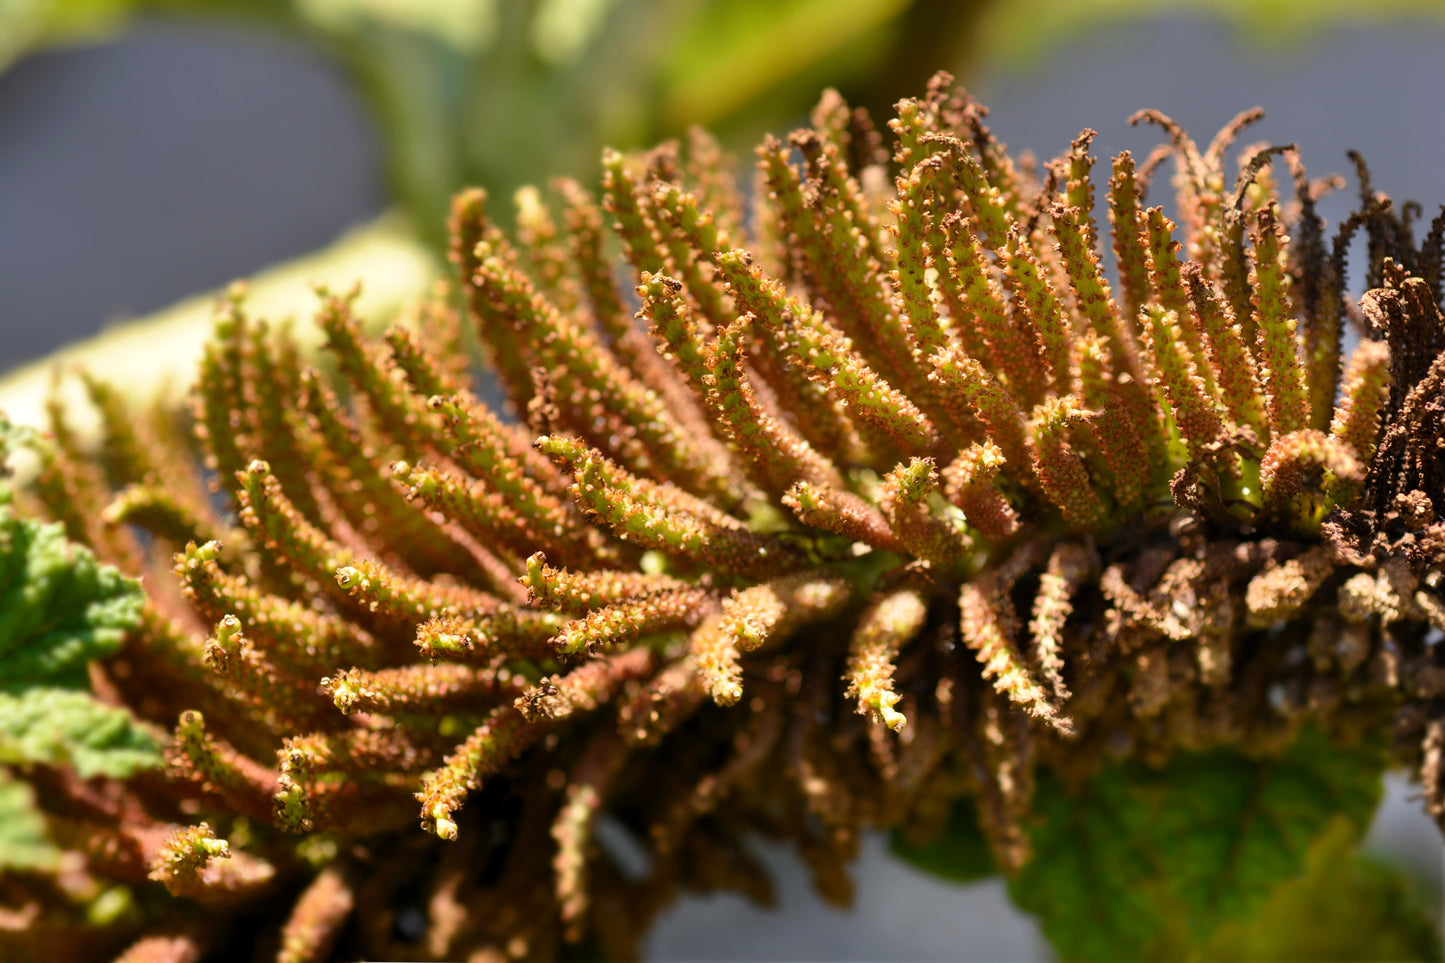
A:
[1013, 728, 1385, 960]
[895, 729, 1439, 962]
[7, 0, 1445, 246]
[1205, 817, 1443, 962]
[0, 420, 157, 870]
[0, 0, 993, 243]
[0, 506, 145, 694]
[0, 770, 60, 872]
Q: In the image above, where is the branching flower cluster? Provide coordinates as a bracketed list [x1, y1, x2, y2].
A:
[4, 73, 1445, 962]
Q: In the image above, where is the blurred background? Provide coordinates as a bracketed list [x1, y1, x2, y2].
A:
[1, 1, 1443, 958]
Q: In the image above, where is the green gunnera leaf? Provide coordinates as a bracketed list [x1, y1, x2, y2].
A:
[890, 796, 997, 885]
[0, 503, 144, 692]
[0, 768, 60, 872]
[1009, 728, 1387, 962]
[0, 420, 158, 875]
[0, 687, 161, 779]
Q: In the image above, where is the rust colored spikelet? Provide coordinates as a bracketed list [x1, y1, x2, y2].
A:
[114, 933, 204, 963]
[536, 434, 804, 579]
[846, 588, 928, 731]
[191, 287, 255, 499]
[418, 650, 655, 839]
[1330, 339, 1393, 468]
[298, 370, 485, 581]
[450, 189, 536, 408]
[1183, 262, 1269, 442]
[642, 178, 739, 333]
[1140, 306, 1229, 460]
[103, 483, 228, 553]
[202, 615, 336, 733]
[412, 609, 563, 663]
[940, 213, 1050, 406]
[959, 577, 1072, 735]
[782, 480, 907, 554]
[334, 555, 505, 629]
[147, 821, 276, 902]
[1145, 209, 1220, 401]
[889, 151, 950, 362]
[697, 256, 863, 461]
[393, 451, 596, 575]
[275, 866, 354, 963]
[942, 443, 1020, 539]
[1109, 151, 1151, 327]
[702, 312, 845, 495]
[472, 237, 741, 506]
[928, 345, 1032, 475]
[323, 663, 525, 716]
[549, 587, 714, 656]
[1029, 397, 1109, 532]
[167, 711, 281, 823]
[880, 458, 974, 566]
[1073, 335, 1151, 510]
[716, 251, 939, 454]
[1049, 200, 1139, 377]
[693, 573, 851, 705]
[385, 315, 467, 399]
[175, 540, 373, 671]
[1249, 205, 1311, 437]
[1260, 429, 1362, 525]
[521, 552, 690, 612]
[1029, 543, 1095, 701]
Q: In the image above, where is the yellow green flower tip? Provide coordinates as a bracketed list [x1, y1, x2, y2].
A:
[215, 613, 243, 642]
[186, 539, 223, 564]
[425, 395, 463, 419]
[272, 783, 309, 834]
[533, 434, 573, 461]
[177, 709, 205, 737]
[888, 457, 937, 503]
[712, 679, 743, 706]
[195, 835, 231, 860]
[876, 694, 907, 733]
[204, 613, 246, 672]
[550, 588, 710, 657]
[845, 589, 926, 732]
[430, 807, 458, 841]
[323, 674, 363, 714]
[523, 551, 546, 592]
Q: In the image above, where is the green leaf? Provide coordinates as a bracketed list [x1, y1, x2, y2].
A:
[1204, 816, 1443, 963]
[0, 767, 61, 872]
[0, 504, 144, 693]
[1008, 728, 1387, 962]
[890, 796, 998, 884]
[0, 424, 159, 781]
[0, 688, 162, 779]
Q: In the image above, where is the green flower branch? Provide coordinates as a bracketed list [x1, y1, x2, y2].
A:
[2, 74, 1444, 961]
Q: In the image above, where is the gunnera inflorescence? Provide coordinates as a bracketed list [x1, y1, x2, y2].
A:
[4, 72, 1445, 961]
